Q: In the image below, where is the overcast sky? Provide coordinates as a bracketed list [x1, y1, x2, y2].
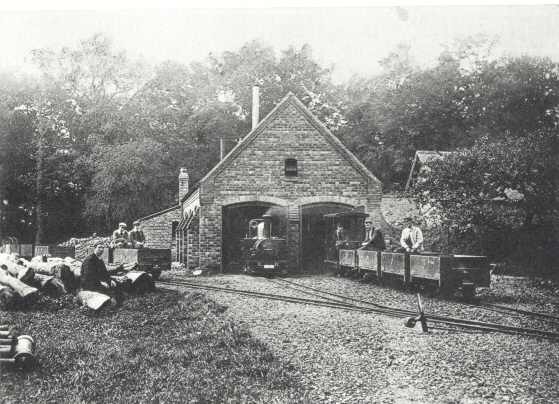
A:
[2, 4, 559, 83]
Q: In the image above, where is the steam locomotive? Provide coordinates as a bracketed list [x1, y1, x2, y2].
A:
[241, 214, 287, 276]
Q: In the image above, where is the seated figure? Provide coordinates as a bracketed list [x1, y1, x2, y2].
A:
[112, 222, 129, 248]
[359, 218, 385, 251]
[128, 221, 146, 248]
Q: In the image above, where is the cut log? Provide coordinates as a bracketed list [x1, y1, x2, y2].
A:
[71, 266, 81, 279]
[31, 273, 67, 296]
[0, 286, 17, 310]
[77, 290, 111, 311]
[52, 264, 76, 291]
[125, 271, 155, 294]
[27, 261, 56, 276]
[0, 270, 38, 299]
[111, 275, 132, 292]
[17, 266, 34, 283]
[1, 260, 35, 283]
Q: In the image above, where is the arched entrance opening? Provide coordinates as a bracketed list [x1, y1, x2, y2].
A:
[301, 203, 359, 272]
[222, 202, 287, 272]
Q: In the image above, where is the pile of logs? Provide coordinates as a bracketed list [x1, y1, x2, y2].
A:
[0, 252, 155, 312]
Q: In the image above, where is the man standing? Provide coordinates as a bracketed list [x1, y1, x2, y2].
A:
[80, 243, 116, 292]
[400, 217, 424, 253]
[334, 223, 348, 250]
[129, 221, 146, 248]
[360, 218, 385, 251]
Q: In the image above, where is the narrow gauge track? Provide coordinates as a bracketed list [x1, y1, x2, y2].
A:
[479, 303, 559, 322]
[157, 279, 405, 318]
[157, 278, 559, 341]
[272, 278, 559, 340]
[276, 278, 559, 325]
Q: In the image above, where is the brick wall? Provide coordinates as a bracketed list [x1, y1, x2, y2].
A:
[186, 215, 199, 269]
[139, 206, 181, 259]
[197, 97, 382, 271]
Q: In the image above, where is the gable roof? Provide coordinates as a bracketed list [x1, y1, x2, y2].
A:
[137, 204, 179, 222]
[405, 150, 456, 191]
[199, 92, 381, 187]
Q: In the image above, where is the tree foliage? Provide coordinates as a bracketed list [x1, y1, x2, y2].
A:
[1, 32, 558, 273]
[412, 132, 558, 272]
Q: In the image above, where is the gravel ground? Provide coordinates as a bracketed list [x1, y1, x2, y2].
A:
[161, 273, 559, 403]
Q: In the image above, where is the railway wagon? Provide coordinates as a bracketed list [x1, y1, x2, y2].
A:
[112, 248, 171, 280]
[339, 249, 490, 297]
[32, 245, 76, 259]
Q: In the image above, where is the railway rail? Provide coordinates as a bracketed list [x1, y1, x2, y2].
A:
[275, 278, 559, 325]
[271, 278, 559, 338]
[157, 278, 559, 341]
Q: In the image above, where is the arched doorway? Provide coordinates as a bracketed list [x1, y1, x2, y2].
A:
[222, 202, 287, 272]
[301, 203, 359, 272]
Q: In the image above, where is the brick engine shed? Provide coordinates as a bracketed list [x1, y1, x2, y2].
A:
[138, 92, 382, 272]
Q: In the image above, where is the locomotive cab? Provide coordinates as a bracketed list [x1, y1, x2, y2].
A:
[242, 214, 287, 276]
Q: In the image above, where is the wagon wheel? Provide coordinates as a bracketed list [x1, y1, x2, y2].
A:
[461, 281, 476, 301]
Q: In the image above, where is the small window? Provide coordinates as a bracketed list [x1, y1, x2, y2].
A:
[285, 158, 298, 177]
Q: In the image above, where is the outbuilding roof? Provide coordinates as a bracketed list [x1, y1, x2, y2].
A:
[405, 150, 456, 191]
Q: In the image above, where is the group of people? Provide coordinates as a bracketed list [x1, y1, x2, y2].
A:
[79, 221, 146, 300]
[111, 221, 146, 248]
[334, 216, 424, 253]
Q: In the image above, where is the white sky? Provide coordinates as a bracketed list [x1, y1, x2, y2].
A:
[1, 2, 559, 83]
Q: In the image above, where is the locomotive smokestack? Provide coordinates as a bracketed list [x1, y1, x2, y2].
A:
[252, 86, 260, 130]
[262, 213, 272, 239]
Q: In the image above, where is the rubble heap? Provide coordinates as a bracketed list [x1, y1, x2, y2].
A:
[58, 236, 112, 261]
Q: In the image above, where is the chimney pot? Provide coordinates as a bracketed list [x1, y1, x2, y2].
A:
[252, 86, 260, 130]
[179, 168, 189, 203]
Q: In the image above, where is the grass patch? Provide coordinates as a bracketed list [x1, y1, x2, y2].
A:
[0, 290, 309, 403]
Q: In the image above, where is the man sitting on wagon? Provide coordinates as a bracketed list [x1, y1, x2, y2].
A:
[359, 218, 385, 251]
[112, 222, 129, 248]
[399, 217, 424, 253]
[129, 221, 146, 248]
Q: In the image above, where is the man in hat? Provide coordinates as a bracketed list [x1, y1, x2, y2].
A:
[80, 242, 116, 292]
[360, 217, 385, 251]
[399, 217, 424, 253]
[112, 222, 129, 247]
[129, 221, 146, 248]
[334, 223, 348, 250]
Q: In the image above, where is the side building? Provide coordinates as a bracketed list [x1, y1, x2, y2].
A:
[139, 92, 382, 272]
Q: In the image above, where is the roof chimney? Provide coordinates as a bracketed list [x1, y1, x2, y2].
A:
[178, 168, 189, 202]
[251, 86, 260, 130]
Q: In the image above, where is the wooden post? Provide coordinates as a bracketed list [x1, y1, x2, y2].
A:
[404, 253, 411, 285]
[416, 293, 428, 333]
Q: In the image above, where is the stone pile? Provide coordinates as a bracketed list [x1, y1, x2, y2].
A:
[58, 236, 112, 261]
